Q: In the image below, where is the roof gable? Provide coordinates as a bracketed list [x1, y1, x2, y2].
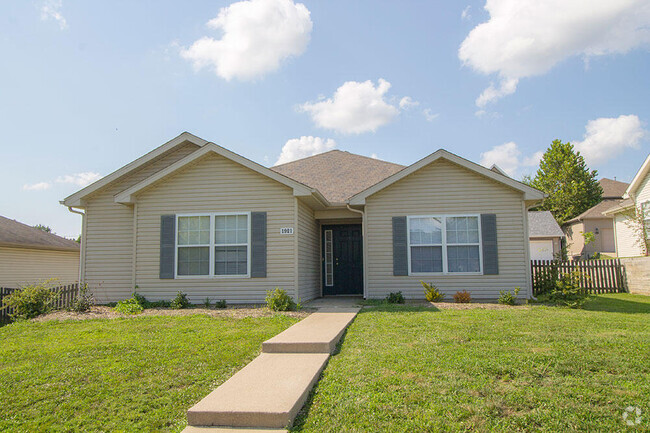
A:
[115, 143, 325, 205]
[624, 153, 650, 199]
[62, 132, 208, 207]
[271, 150, 405, 203]
[0, 216, 80, 252]
[348, 149, 544, 205]
[599, 178, 629, 199]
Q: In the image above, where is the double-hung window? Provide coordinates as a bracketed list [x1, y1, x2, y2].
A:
[408, 215, 482, 274]
[176, 213, 250, 277]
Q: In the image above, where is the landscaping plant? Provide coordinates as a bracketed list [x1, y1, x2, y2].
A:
[170, 291, 191, 310]
[113, 298, 143, 315]
[543, 270, 589, 308]
[453, 290, 471, 303]
[385, 291, 405, 304]
[1, 281, 57, 320]
[70, 283, 94, 313]
[498, 287, 520, 305]
[215, 299, 227, 309]
[421, 281, 444, 302]
[265, 288, 296, 311]
[203, 297, 211, 308]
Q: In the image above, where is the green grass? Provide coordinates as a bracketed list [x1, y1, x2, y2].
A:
[0, 314, 299, 432]
[293, 294, 650, 432]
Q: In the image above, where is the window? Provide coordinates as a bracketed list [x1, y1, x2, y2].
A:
[176, 213, 250, 277]
[408, 215, 482, 274]
[324, 230, 333, 286]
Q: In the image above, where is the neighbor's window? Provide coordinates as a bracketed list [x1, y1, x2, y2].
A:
[408, 215, 481, 274]
[176, 213, 250, 277]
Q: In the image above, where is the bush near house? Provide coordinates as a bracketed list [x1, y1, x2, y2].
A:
[1, 281, 57, 320]
[385, 291, 405, 304]
[421, 281, 444, 302]
[265, 288, 296, 311]
[453, 290, 471, 303]
[170, 291, 191, 310]
[498, 287, 520, 306]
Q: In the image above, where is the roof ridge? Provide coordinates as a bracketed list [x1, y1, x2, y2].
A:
[0, 215, 80, 249]
[271, 149, 405, 169]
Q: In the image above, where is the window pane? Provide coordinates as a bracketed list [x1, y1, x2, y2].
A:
[215, 214, 248, 245]
[215, 246, 248, 275]
[447, 246, 480, 273]
[410, 246, 443, 273]
[178, 216, 210, 246]
[177, 246, 209, 276]
[410, 217, 442, 245]
[446, 217, 479, 245]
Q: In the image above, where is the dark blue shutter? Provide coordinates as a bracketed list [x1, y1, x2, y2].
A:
[159, 215, 176, 279]
[392, 216, 408, 276]
[481, 214, 498, 275]
[251, 212, 267, 278]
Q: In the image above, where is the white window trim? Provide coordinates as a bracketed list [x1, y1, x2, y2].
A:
[407, 214, 483, 276]
[174, 212, 251, 279]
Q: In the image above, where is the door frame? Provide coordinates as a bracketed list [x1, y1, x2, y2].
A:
[321, 224, 364, 296]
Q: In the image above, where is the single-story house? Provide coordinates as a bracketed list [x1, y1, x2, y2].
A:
[0, 215, 80, 288]
[61, 132, 544, 302]
[604, 154, 650, 257]
[527, 211, 564, 260]
[563, 178, 628, 259]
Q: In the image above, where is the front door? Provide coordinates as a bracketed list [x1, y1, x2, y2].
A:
[322, 224, 363, 295]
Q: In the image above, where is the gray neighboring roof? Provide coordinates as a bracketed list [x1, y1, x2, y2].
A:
[528, 211, 564, 238]
[603, 198, 634, 215]
[0, 216, 80, 252]
[271, 150, 405, 203]
[566, 198, 622, 223]
[599, 178, 629, 199]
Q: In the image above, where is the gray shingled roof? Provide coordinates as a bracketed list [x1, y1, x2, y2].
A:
[528, 211, 564, 238]
[0, 216, 80, 252]
[271, 150, 405, 203]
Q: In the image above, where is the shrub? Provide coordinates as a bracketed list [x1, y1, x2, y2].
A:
[132, 291, 149, 308]
[170, 291, 191, 310]
[265, 288, 296, 311]
[421, 281, 444, 302]
[113, 298, 143, 314]
[70, 283, 94, 313]
[203, 297, 212, 308]
[544, 270, 589, 309]
[148, 300, 171, 308]
[533, 261, 559, 295]
[214, 299, 227, 309]
[1, 281, 57, 320]
[498, 287, 520, 306]
[385, 291, 405, 304]
[453, 290, 472, 303]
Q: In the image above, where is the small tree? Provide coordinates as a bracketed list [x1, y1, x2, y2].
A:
[622, 205, 650, 256]
[529, 140, 602, 225]
[34, 224, 53, 233]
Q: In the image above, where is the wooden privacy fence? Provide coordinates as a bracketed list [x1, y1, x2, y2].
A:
[0, 283, 79, 323]
[531, 259, 626, 295]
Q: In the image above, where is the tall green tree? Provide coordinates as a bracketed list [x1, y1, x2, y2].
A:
[528, 140, 602, 225]
[34, 224, 52, 233]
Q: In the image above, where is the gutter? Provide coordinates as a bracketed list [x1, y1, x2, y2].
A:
[66, 205, 86, 284]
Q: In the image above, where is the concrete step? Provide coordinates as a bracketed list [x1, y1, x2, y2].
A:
[262, 311, 359, 354]
[182, 427, 287, 433]
[187, 353, 329, 428]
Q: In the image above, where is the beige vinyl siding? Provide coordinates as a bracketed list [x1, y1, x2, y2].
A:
[614, 213, 644, 257]
[297, 198, 320, 301]
[82, 143, 199, 301]
[0, 247, 79, 287]
[634, 170, 650, 204]
[365, 158, 529, 300]
[133, 152, 296, 303]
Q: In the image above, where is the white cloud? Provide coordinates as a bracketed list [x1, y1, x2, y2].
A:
[480, 141, 540, 177]
[459, 0, 650, 106]
[181, 0, 312, 81]
[56, 172, 102, 187]
[423, 108, 439, 122]
[275, 136, 336, 165]
[461, 5, 471, 21]
[399, 96, 419, 109]
[300, 79, 405, 134]
[574, 115, 646, 165]
[23, 182, 52, 191]
[40, 0, 67, 30]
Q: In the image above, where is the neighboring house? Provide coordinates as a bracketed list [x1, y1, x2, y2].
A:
[563, 178, 629, 259]
[61, 132, 544, 302]
[0, 215, 80, 287]
[604, 154, 650, 257]
[528, 211, 564, 260]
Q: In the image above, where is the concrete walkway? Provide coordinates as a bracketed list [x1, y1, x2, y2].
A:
[183, 298, 360, 432]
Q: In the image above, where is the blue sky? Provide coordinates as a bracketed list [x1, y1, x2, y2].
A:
[1, 0, 649, 237]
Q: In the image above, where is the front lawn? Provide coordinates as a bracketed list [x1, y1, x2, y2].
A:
[293, 294, 650, 432]
[0, 313, 300, 432]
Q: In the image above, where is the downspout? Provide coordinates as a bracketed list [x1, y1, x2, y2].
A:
[346, 204, 367, 299]
[523, 201, 537, 301]
[67, 206, 85, 284]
